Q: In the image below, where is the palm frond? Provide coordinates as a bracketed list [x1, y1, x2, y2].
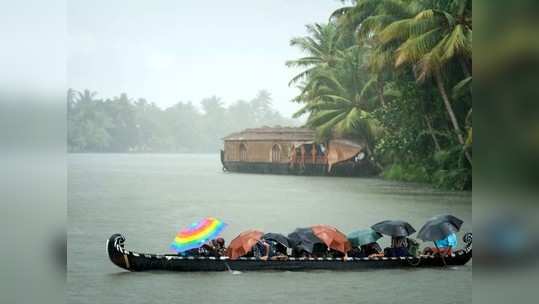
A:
[335, 107, 367, 133]
[285, 57, 322, 68]
[330, 6, 355, 21]
[465, 127, 472, 147]
[288, 66, 319, 86]
[292, 104, 313, 118]
[414, 9, 435, 21]
[320, 94, 353, 105]
[312, 111, 349, 140]
[440, 24, 471, 61]
[358, 77, 377, 102]
[395, 28, 442, 67]
[416, 33, 448, 81]
[378, 18, 414, 43]
[452, 76, 472, 99]
[306, 109, 347, 128]
[409, 11, 442, 37]
[357, 15, 396, 41]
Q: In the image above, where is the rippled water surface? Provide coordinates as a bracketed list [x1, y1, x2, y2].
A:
[68, 154, 472, 304]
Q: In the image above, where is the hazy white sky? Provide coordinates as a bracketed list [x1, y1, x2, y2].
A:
[67, 0, 343, 117]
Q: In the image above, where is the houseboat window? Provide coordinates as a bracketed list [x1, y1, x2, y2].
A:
[239, 143, 247, 161]
[295, 147, 302, 158]
[271, 144, 281, 162]
[304, 144, 312, 155]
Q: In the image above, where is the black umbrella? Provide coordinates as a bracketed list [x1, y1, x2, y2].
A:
[262, 233, 291, 248]
[371, 220, 416, 237]
[287, 227, 324, 254]
[417, 214, 463, 241]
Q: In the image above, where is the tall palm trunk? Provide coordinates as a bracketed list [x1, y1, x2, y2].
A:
[377, 77, 386, 107]
[434, 69, 472, 165]
[424, 116, 441, 152]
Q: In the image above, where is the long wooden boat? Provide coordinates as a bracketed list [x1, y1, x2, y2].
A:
[107, 233, 472, 272]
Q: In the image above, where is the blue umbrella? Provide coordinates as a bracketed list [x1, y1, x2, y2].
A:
[347, 229, 383, 247]
[417, 214, 463, 241]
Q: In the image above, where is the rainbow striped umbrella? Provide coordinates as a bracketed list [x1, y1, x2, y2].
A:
[170, 217, 227, 253]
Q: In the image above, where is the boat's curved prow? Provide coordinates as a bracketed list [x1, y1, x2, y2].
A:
[462, 232, 472, 262]
[220, 150, 229, 171]
[107, 234, 131, 271]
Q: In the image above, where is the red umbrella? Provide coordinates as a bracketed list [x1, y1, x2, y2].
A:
[311, 224, 351, 254]
[226, 230, 264, 260]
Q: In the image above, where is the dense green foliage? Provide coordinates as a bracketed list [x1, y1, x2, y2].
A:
[68, 89, 294, 153]
[287, 0, 472, 190]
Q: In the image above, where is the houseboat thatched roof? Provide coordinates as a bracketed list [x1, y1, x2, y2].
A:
[223, 127, 315, 142]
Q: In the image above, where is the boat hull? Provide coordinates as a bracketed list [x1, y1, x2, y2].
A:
[221, 161, 377, 177]
[107, 233, 472, 272]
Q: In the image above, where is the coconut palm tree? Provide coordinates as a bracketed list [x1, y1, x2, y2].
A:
[331, 0, 419, 108]
[293, 47, 379, 147]
[285, 23, 345, 86]
[76, 89, 98, 104]
[377, 0, 472, 164]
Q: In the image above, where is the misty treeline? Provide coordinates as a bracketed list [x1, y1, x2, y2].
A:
[67, 89, 295, 153]
[287, 0, 472, 190]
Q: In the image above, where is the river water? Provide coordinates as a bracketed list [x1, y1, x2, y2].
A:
[67, 154, 472, 304]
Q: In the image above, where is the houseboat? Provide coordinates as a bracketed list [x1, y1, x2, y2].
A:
[220, 127, 377, 176]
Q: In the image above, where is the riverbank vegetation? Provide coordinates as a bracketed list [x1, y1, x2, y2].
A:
[287, 0, 472, 190]
[68, 89, 294, 153]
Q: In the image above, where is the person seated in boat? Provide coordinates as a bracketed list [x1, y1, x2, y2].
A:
[265, 239, 288, 260]
[294, 249, 312, 258]
[211, 237, 226, 257]
[383, 237, 411, 257]
[360, 242, 383, 257]
[423, 233, 457, 256]
[252, 239, 271, 260]
[312, 243, 328, 258]
[327, 249, 341, 258]
[327, 248, 341, 258]
[406, 237, 419, 256]
[179, 247, 203, 257]
[326, 248, 349, 261]
[198, 243, 213, 257]
[194, 238, 227, 257]
[265, 240, 288, 260]
[347, 246, 362, 258]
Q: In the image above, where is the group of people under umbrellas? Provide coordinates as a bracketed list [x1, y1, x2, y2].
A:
[176, 214, 464, 261]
